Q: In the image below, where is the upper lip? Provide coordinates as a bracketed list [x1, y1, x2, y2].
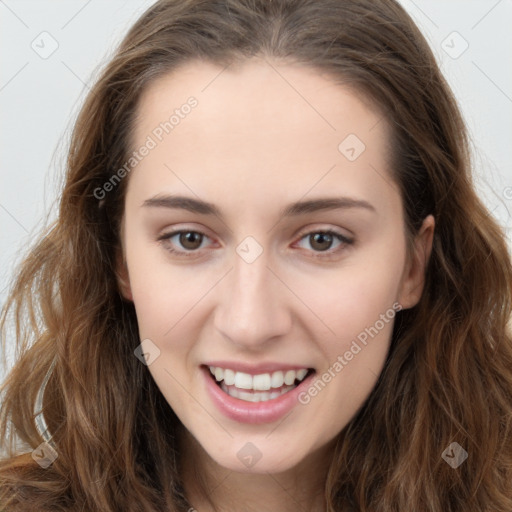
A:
[202, 361, 314, 375]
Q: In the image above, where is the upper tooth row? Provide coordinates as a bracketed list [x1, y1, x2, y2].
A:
[209, 366, 309, 391]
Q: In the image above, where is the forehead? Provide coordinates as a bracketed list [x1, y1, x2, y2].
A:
[128, 57, 398, 213]
[134, 56, 388, 144]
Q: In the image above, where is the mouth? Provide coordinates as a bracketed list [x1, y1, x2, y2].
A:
[203, 365, 316, 403]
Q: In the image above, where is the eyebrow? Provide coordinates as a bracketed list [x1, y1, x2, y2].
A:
[141, 194, 376, 218]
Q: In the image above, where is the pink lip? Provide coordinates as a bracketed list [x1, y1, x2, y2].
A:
[203, 361, 313, 375]
[201, 366, 315, 424]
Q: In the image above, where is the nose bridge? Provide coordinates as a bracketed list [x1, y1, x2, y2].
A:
[214, 243, 291, 347]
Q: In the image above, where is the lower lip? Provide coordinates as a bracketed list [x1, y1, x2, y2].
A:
[202, 366, 315, 424]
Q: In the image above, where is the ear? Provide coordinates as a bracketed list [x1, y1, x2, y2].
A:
[397, 214, 435, 310]
[115, 245, 133, 302]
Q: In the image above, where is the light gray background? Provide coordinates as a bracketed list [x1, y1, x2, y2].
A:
[1, 0, 511, 379]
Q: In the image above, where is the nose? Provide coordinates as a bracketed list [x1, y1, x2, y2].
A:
[213, 248, 292, 350]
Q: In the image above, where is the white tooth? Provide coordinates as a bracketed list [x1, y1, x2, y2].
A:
[224, 368, 235, 386]
[234, 371, 253, 389]
[238, 391, 257, 402]
[296, 368, 308, 381]
[253, 373, 271, 391]
[214, 367, 224, 382]
[219, 379, 298, 402]
[209, 366, 215, 374]
[284, 370, 297, 385]
[227, 387, 239, 399]
[271, 371, 284, 388]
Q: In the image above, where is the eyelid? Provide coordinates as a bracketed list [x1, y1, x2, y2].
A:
[156, 223, 215, 242]
[294, 224, 354, 243]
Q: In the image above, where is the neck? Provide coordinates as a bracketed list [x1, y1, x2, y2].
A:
[179, 428, 336, 512]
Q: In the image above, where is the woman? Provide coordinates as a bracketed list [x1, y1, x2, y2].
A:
[1, 0, 511, 510]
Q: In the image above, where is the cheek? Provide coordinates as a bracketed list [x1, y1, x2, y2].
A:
[129, 272, 205, 344]
[284, 242, 405, 392]
[292, 261, 402, 433]
[292, 255, 404, 341]
[123, 224, 211, 340]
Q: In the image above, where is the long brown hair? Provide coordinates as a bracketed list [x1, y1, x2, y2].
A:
[1, 1, 511, 510]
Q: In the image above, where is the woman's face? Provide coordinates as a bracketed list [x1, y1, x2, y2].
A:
[117, 58, 433, 473]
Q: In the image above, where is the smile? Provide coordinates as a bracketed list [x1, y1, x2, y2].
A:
[207, 365, 314, 403]
[201, 361, 317, 423]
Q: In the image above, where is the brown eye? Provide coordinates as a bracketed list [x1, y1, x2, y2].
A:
[295, 229, 354, 259]
[157, 230, 210, 257]
[309, 232, 334, 251]
[179, 231, 203, 250]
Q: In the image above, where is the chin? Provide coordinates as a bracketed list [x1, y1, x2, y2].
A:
[203, 440, 307, 474]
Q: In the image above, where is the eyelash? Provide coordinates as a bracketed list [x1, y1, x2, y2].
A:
[157, 228, 354, 260]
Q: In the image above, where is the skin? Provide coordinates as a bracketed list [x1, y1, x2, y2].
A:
[116, 57, 434, 512]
